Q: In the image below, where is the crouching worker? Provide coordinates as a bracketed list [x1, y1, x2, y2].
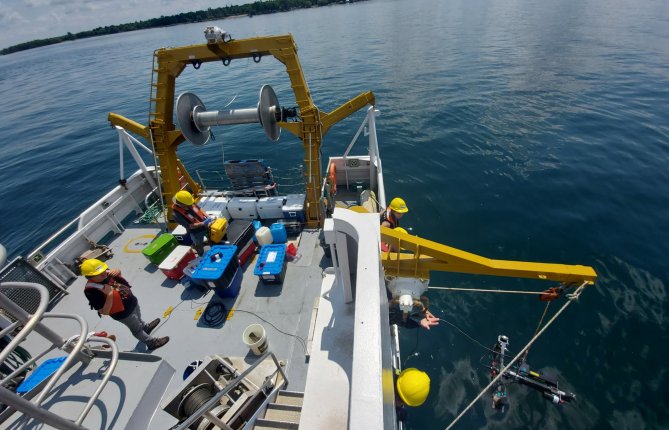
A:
[171, 190, 212, 256]
[81, 259, 169, 351]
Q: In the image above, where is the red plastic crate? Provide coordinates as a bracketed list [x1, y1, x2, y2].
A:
[158, 246, 196, 280]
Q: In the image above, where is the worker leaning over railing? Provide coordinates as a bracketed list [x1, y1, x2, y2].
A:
[380, 197, 409, 229]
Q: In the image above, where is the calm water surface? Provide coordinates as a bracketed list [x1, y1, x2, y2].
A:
[1, 0, 668, 428]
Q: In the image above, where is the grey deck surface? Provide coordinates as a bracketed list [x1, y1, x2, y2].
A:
[10, 223, 326, 429]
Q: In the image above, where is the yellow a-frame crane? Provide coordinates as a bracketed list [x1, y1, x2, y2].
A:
[108, 33, 374, 229]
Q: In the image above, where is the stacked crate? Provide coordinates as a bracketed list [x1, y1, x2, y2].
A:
[224, 159, 277, 197]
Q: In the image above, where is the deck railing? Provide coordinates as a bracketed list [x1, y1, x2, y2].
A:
[0, 282, 119, 429]
[21, 168, 156, 289]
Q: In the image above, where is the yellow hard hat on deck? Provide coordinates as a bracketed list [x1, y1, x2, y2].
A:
[174, 190, 194, 206]
[389, 197, 408, 213]
[80, 259, 108, 277]
[396, 368, 430, 407]
[394, 227, 408, 235]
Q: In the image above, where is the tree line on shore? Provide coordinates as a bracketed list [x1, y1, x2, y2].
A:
[2, 0, 362, 55]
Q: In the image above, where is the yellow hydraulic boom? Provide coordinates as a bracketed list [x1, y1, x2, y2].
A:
[108, 34, 375, 228]
[380, 226, 597, 284]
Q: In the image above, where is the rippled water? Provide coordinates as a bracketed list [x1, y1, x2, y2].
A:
[1, 0, 668, 428]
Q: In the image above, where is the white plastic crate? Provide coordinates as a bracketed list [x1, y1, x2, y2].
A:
[199, 196, 230, 220]
[282, 194, 305, 222]
[227, 197, 259, 220]
[256, 196, 285, 219]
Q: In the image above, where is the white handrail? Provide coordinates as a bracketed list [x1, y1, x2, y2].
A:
[75, 336, 119, 425]
[0, 345, 56, 386]
[0, 282, 50, 364]
[0, 386, 85, 430]
[0, 282, 120, 428]
[343, 111, 370, 159]
[34, 313, 88, 405]
[116, 127, 158, 190]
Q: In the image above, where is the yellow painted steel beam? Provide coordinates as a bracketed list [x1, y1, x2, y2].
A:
[321, 92, 376, 134]
[107, 113, 150, 139]
[108, 34, 374, 229]
[380, 227, 598, 283]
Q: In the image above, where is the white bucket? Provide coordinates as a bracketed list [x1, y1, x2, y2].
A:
[242, 324, 269, 356]
[255, 227, 273, 246]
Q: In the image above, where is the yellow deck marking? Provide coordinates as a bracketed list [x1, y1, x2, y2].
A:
[124, 234, 156, 253]
[163, 306, 173, 318]
[226, 309, 235, 320]
[194, 307, 203, 320]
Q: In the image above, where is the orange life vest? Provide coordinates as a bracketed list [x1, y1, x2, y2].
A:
[380, 209, 399, 229]
[85, 282, 125, 315]
[172, 203, 207, 225]
[328, 163, 337, 195]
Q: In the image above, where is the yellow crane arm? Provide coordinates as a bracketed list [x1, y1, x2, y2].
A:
[380, 226, 597, 284]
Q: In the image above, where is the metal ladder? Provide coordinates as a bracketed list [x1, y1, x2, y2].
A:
[254, 390, 304, 429]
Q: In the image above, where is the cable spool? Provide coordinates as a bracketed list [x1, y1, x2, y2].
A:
[177, 383, 214, 428]
[196, 404, 231, 430]
[175, 85, 282, 146]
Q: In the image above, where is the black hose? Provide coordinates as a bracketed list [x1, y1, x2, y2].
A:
[202, 302, 227, 327]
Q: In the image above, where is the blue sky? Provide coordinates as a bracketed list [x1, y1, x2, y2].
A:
[0, 0, 241, 49]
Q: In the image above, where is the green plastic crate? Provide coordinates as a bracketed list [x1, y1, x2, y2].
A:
[142, 233, 178, 265]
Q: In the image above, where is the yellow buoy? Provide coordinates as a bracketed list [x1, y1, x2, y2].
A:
[396, 368, 430, 407]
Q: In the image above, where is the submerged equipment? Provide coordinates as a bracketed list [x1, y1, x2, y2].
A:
[487, 334, 575, 412]
[396, 368, 430, 407]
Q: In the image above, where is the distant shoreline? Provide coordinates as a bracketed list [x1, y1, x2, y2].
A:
[1, 0, 363, 55]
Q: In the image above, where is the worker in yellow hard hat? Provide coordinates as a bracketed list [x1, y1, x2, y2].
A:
[171, 190, 212, 256]
[81, 259, 169, 350]
[381, 197, 408, 229]
[396, 368, 430, 407]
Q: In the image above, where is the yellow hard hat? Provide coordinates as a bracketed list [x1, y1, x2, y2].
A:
[389, 197, 408, 213]
[394, 227, 408, 235]
[174, 190, 194, 206]
[80, 259, 108, 277]
[396, 368, 430, 407]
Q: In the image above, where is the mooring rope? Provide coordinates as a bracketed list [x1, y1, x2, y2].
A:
[444, 281, 588, 430]
[428, 286, 545, 296]
[522, 301, 551, 363]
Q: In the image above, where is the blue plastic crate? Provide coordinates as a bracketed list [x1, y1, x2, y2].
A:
[191, 245, 239, 289]
[214, 267, 243, 298]
[254, 244, 287, 283]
